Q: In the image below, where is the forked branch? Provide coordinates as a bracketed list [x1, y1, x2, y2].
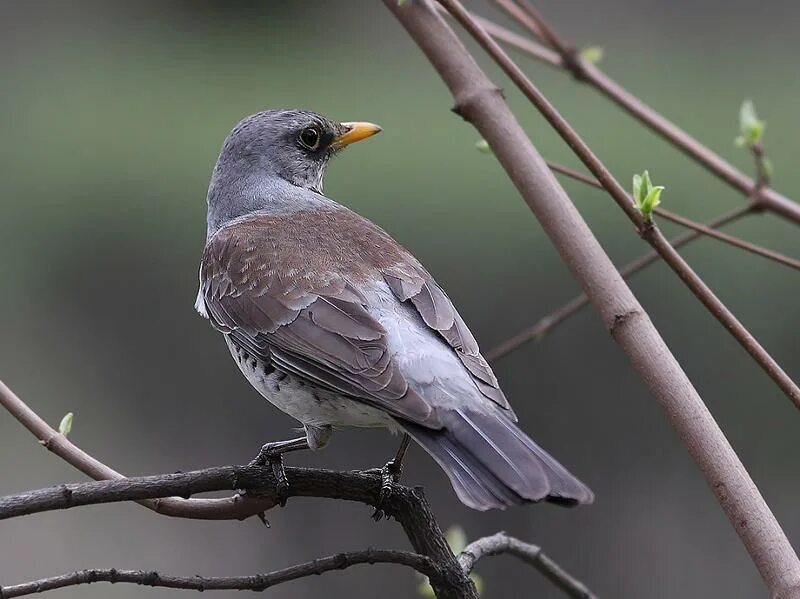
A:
[438, 0, 800, 408]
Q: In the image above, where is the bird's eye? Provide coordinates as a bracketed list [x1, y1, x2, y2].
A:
[299, 127, 322, 150]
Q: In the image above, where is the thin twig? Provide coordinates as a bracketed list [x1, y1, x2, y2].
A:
[487, 203, 754, 361]
[439, 0, 800, 408]
[0, 378, 273, 521]
[478, 2, 800, 225]
[545, 160, 800, 271]
[459, 532, 595, 599]
[385, 1, 800, 596]
[654, 207, 800, 270]
[0, 550, 437, 598]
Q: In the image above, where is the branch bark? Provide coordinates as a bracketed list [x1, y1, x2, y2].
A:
[0, 551, 437, 598]
[384, 1, 800, 596]
[459, 532, 595, 599]
[486, 202, 754, 361]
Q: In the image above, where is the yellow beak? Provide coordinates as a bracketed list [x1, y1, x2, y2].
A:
[334, 121, 383, 148]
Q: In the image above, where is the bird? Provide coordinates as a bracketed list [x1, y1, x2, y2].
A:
[195, 109, 593, 512]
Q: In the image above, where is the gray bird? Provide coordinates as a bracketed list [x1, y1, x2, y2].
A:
[195, 109, 593, 511]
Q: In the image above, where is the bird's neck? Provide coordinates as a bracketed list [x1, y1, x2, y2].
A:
[205, 171, 336, 238]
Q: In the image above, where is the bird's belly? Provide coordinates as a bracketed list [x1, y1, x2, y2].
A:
[227, 339, 396, 429]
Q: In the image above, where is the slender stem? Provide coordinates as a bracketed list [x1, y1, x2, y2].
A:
[385, 1, 800, 596]
[439, 0, 800, 408]
[546, 160, 800, 271]
[459, 532, 595, 598]
[0, 550, 437, 598]
[655, 207, 800, 270]
[480, 2, 800, 224]
[487, 204, 754, 361]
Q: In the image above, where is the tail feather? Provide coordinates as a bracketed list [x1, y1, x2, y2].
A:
[404, 408, 593, 510]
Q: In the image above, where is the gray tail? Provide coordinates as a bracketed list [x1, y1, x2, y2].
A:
[403, 408, 594, 510]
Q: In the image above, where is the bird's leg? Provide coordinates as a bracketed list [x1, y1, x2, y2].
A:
[247, 437, 309, 506]
[372, 434, 411, 521]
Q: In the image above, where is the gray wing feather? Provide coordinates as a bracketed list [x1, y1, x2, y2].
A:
[381, 267, 514, 417]
[198, 219, 437, 426]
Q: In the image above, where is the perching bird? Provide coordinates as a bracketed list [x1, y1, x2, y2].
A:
[195, 109, 593, 511]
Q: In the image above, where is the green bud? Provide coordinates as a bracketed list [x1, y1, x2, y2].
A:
[580, 46, 604, 64]
[58, 412, 74, 437]
[632, 170, 664, 221]
[475, 139, 492, 154]
[736, 100, 765, 148]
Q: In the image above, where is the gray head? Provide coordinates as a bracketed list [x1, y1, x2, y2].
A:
[205, 109, 381, 234]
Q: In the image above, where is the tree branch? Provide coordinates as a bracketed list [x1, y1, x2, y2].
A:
[545, 160, 800, 271]
[0, 550, 437, 598]
[439, 0, 800, 408]
[385, 1, 800, 596]
[483, 0, 800, 225]
[486, 204, 754, 361]
[0, 379, 477, 599]
[0, 378, 275, 521]
[458, 532, 595, 599]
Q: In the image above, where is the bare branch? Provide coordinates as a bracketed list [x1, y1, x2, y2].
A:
[438, 0, 800, 408]
[473, 2, 800, 225]
[458, 532, 595, 599]
[487, 204, 754, 361]
[545, 161, 800, 271]
[0, 378, 273, 521]
[0, 550, 437, 598]
[384, 1, 800, 595]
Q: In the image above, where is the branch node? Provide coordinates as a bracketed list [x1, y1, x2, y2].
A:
[59, 484, 73, 504]
[452, 85, 504, 120]
[608, 309, 641, 337]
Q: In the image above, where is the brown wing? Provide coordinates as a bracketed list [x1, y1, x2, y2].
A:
[198, 213, 438, 427]
[381, 263, 515, 419]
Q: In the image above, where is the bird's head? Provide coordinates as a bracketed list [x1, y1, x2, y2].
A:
[214, 109, 382, 193]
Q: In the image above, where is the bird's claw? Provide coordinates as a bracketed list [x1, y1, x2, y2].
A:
[246, 442, 291, 507]
[371, 458, 403, 521]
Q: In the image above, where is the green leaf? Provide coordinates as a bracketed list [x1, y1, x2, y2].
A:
[736, 100, 765, 147]
[58, 412, 74, 437]
[580, 46, 604, 64]
[642, 186, 664, 216]
[475, 139, 491, 154]
[632, 173, 644, 205]
[632, 170, 664, 221]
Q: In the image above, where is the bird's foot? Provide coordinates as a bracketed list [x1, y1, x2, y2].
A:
[245, 437, 308, 507]
[371, 457, 403, 521]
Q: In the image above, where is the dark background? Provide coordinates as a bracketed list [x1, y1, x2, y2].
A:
[1, 1, 799, 597]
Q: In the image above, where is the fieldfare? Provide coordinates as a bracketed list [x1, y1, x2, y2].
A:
[195, 109, 593, 511]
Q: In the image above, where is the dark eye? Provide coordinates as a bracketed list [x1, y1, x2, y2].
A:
[299, 126, 321, 150]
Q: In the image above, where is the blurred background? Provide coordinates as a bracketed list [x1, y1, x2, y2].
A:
[1, 1, 798, 597]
